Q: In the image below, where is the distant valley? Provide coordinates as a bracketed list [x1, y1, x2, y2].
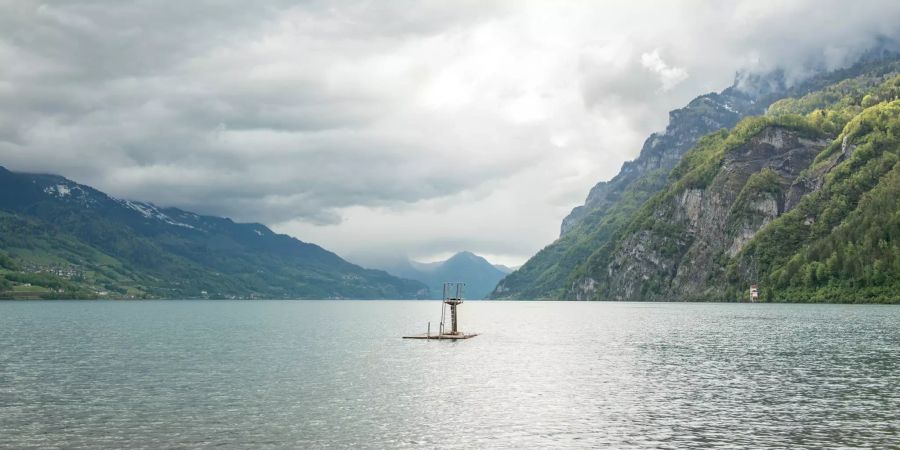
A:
[364, 251, 511, 299]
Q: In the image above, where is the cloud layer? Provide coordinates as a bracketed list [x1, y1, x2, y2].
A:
[2, 0, 899, 265]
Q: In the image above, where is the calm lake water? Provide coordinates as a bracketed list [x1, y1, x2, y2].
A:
[1, 300, 899, 449]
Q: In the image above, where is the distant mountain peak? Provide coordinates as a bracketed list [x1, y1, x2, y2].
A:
[370, 250, 508, 299]
[446, 250, 483, 262]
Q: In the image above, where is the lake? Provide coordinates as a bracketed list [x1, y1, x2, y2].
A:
[1, 300, 898, 448]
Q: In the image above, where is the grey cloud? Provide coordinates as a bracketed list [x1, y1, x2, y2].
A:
[2, 0, 900, 264]
[0, 2, 512, 221]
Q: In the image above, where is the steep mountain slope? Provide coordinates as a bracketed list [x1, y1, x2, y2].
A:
[492, 264, 516, 274]
[570, 72, 900, 302]
[493, 55, 900, 300]
[375, 251, 508, 299]
[731, 100, 900, 301]
[0, 167, 427, 299]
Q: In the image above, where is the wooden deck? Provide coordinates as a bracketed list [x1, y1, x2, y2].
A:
[402, 332, 479, 340]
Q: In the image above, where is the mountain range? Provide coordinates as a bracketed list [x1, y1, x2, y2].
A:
[2, 54, 898, 303]
[369, 251, 510, 299]
[0, 167, 428, 299]
[492, 52, 900, 302]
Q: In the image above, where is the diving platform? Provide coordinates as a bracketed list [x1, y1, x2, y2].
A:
[403, 282, 477, 340]
[402, 332, 479, 340]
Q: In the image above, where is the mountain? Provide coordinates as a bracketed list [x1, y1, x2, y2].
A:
[493, 54, 900, 302]
[374, 251, 508, 299]
[0, 167, 428, 299]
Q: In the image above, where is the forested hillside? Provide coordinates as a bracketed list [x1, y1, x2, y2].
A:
[0, 169, 427, 299]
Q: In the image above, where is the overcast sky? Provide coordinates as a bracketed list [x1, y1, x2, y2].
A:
[2, 1, 899, 266]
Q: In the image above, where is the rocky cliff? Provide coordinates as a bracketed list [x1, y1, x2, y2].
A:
[566, 69, 900, 302]
[574, 126, 829, 301]
[561, 85, 764, 235]
[493, 54, 900, 301]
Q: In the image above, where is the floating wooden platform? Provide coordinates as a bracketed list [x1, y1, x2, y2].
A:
[402, 333, 479, 340]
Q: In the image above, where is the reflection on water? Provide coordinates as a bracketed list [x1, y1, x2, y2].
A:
[1, 300, 898, 448]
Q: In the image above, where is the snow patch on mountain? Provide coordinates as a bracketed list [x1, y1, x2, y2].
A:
[44, 184, 74, 198]
[119, 199, 197, 229]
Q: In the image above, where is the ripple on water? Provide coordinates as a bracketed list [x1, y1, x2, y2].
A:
[0, 300, 898, 448]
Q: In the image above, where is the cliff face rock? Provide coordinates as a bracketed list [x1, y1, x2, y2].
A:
[572, 277, 598, 301]
[560, 89, 763, 236]
[726, 194, 778, 257]
[578, 127, 828, 301]
[785, 133, 860, 211]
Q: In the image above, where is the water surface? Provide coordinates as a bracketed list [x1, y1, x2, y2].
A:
[1, 301, 898, 448]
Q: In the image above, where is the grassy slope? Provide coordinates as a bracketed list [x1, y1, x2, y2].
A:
[0, 212, 152, 298]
